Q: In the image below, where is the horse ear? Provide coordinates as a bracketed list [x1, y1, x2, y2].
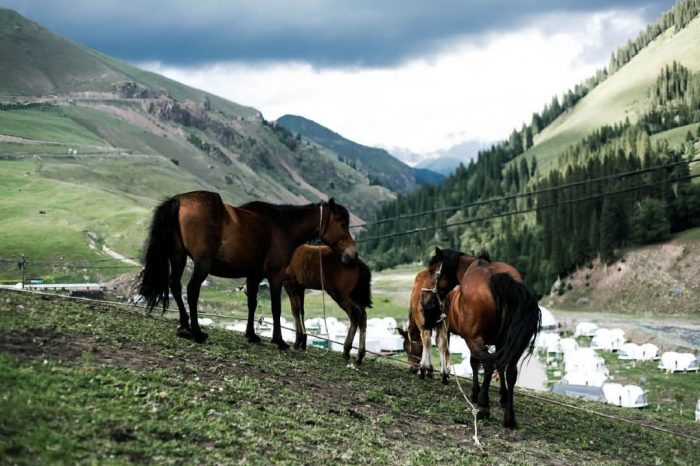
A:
[434, 247, 442, 257]
[328, 197, 336, 207]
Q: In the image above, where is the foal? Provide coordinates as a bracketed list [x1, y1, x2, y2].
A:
[284, 245, 372, 364]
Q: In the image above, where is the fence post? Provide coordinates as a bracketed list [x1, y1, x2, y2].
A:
[18, 254, 26, 289]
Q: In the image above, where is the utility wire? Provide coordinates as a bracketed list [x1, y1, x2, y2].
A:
[350, 156, 700, 229]
[357, 173, 700, 243]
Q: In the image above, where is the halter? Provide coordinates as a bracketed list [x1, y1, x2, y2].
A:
[421, 262, 447, 323]
[318, 201, 329, 240]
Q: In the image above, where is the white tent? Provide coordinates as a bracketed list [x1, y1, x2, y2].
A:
[618, 343, 642, 360]
[562, 370, 608, 387]
[539, 306, 557, 331]
[564, 348, 608, 374]
[559, 337, 579, 354]
[602, 383, 648, 408]
[535, 332, 561, 354]
[658, 352, 699, 372]
[639, 343, 660, 360]
[452, 360, 472, 377]
[574, 322, 598, 337]
[591, 328, 626, 351]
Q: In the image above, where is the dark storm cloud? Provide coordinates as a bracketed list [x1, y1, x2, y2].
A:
[2, 0, 675, 67]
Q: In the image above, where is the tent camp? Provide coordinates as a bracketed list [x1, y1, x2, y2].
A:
[658, 352, 699, 372]
[539, 306, 557, 331]
[574, 322, 598, 337]
[602, 383, 648, 408]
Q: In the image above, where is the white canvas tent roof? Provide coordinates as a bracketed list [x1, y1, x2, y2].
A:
[559, 338, 579, 353]
[658, 352, 699, 372]
[562, 370, 608, 387]
[535, 332, 560, 353]
[591, 328, 626, 351]
[602, 383, 648, 408]
[539, 306, 557, 330]
[574, 322, 598, 337]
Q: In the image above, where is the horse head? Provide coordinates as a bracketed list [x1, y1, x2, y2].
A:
[319, 198, 358, 264]
[397, 327, 421, 373]
[420, 247, 459, 323]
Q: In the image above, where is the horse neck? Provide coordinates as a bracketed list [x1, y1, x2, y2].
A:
[275, 204, 321, 244]
[453, 255, 477, 285]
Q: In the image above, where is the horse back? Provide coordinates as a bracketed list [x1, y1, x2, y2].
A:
[175, 191, 226, 260]
[452, 262, 500, 343]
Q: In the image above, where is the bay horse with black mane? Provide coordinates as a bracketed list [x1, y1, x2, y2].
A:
[136, 190, 357, 348]
[284, 244, 372, 363]
[401, 247, 540, 428]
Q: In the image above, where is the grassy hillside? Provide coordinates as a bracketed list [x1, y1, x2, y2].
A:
[522, 15, 700, 172]
[277, 114, 418, 193]
[1, 290, 698, 465]
[0, 8, 396, 275]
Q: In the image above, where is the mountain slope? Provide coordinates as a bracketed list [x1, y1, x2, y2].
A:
[276, 114, 418, 193]
[522, 14, 700, 172]
[0, 8, 395, 275]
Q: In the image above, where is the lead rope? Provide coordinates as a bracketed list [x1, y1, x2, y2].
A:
[319, 203, 330, 353]
[452, 364, 484, 451]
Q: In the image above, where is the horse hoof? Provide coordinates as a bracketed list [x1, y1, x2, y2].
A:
[356, 352, 365, 365]
[441, 374, 449, 385]
[276, 341, 290, 351]
[419, 369, 426, 380]
[246, 333, 261, 343]
[177, 327, 193, 339]
[193, 331, 208, 343]
[427, 370, 435, 380]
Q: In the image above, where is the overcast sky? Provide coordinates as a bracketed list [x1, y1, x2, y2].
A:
[4, 0, 676, 155]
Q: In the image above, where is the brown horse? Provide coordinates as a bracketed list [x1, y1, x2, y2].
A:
[401, 248, 540, 428]
[136, 191, 357, 348]
[283, 244, 372, 363]
[396, 269, 451, 381]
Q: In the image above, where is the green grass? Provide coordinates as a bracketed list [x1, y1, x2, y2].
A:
[0, 107, 105, 145]
[1, 290, 699, 465]
[672, 226, 700, 241]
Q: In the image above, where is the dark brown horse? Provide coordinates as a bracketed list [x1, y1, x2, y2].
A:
[136, 191, 357, 348]
[283, 244, 372, 363]
[402, 248, 540, 428]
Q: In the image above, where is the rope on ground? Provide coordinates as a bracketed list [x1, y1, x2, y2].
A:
[4, 287, 699, 443]
[452, 365, 484, 451]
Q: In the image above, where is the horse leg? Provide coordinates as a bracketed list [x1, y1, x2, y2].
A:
[470, 356, 481, 402]
[245, 279, 261, 343]
[436, 322, 451, 384]
[339, 297, 359, 362]
[169, 252, 189, 334]
[499, 363, 508, 408]
[502, 363, 518, 429]
[419, 329, 434, 379]
[477, 359, 494, 420]
[268, 279, 290, 350]
[185, 261, 210, 343]
[357, 308, 367, 365]
[285, 283, 304, 350]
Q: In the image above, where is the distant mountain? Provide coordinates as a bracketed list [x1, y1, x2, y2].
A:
[412, 167, 445, 185]
[277, 114, 417, 193]
[0, 8, 394, 273]
[415, 157, 464, 176]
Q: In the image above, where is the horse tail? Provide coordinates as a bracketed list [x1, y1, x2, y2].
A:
[490, 273, 541, 371]
[350, 259, 373, 309]
[136, 197, 180, 313]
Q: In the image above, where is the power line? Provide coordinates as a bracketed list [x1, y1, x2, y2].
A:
[357, 173, 700, 243]
[350, 156, 700, 229]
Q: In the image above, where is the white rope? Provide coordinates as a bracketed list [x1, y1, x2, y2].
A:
[452, 365, 484, 451]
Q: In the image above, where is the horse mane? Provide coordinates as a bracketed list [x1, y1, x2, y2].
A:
[240, 200, 350, 224]
[350, 258, 373, 309]
[430, 248, 463, 284]
[476, 247, 491, 262]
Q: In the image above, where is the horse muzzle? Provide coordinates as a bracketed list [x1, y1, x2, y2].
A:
[341, 246, 358, 264]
